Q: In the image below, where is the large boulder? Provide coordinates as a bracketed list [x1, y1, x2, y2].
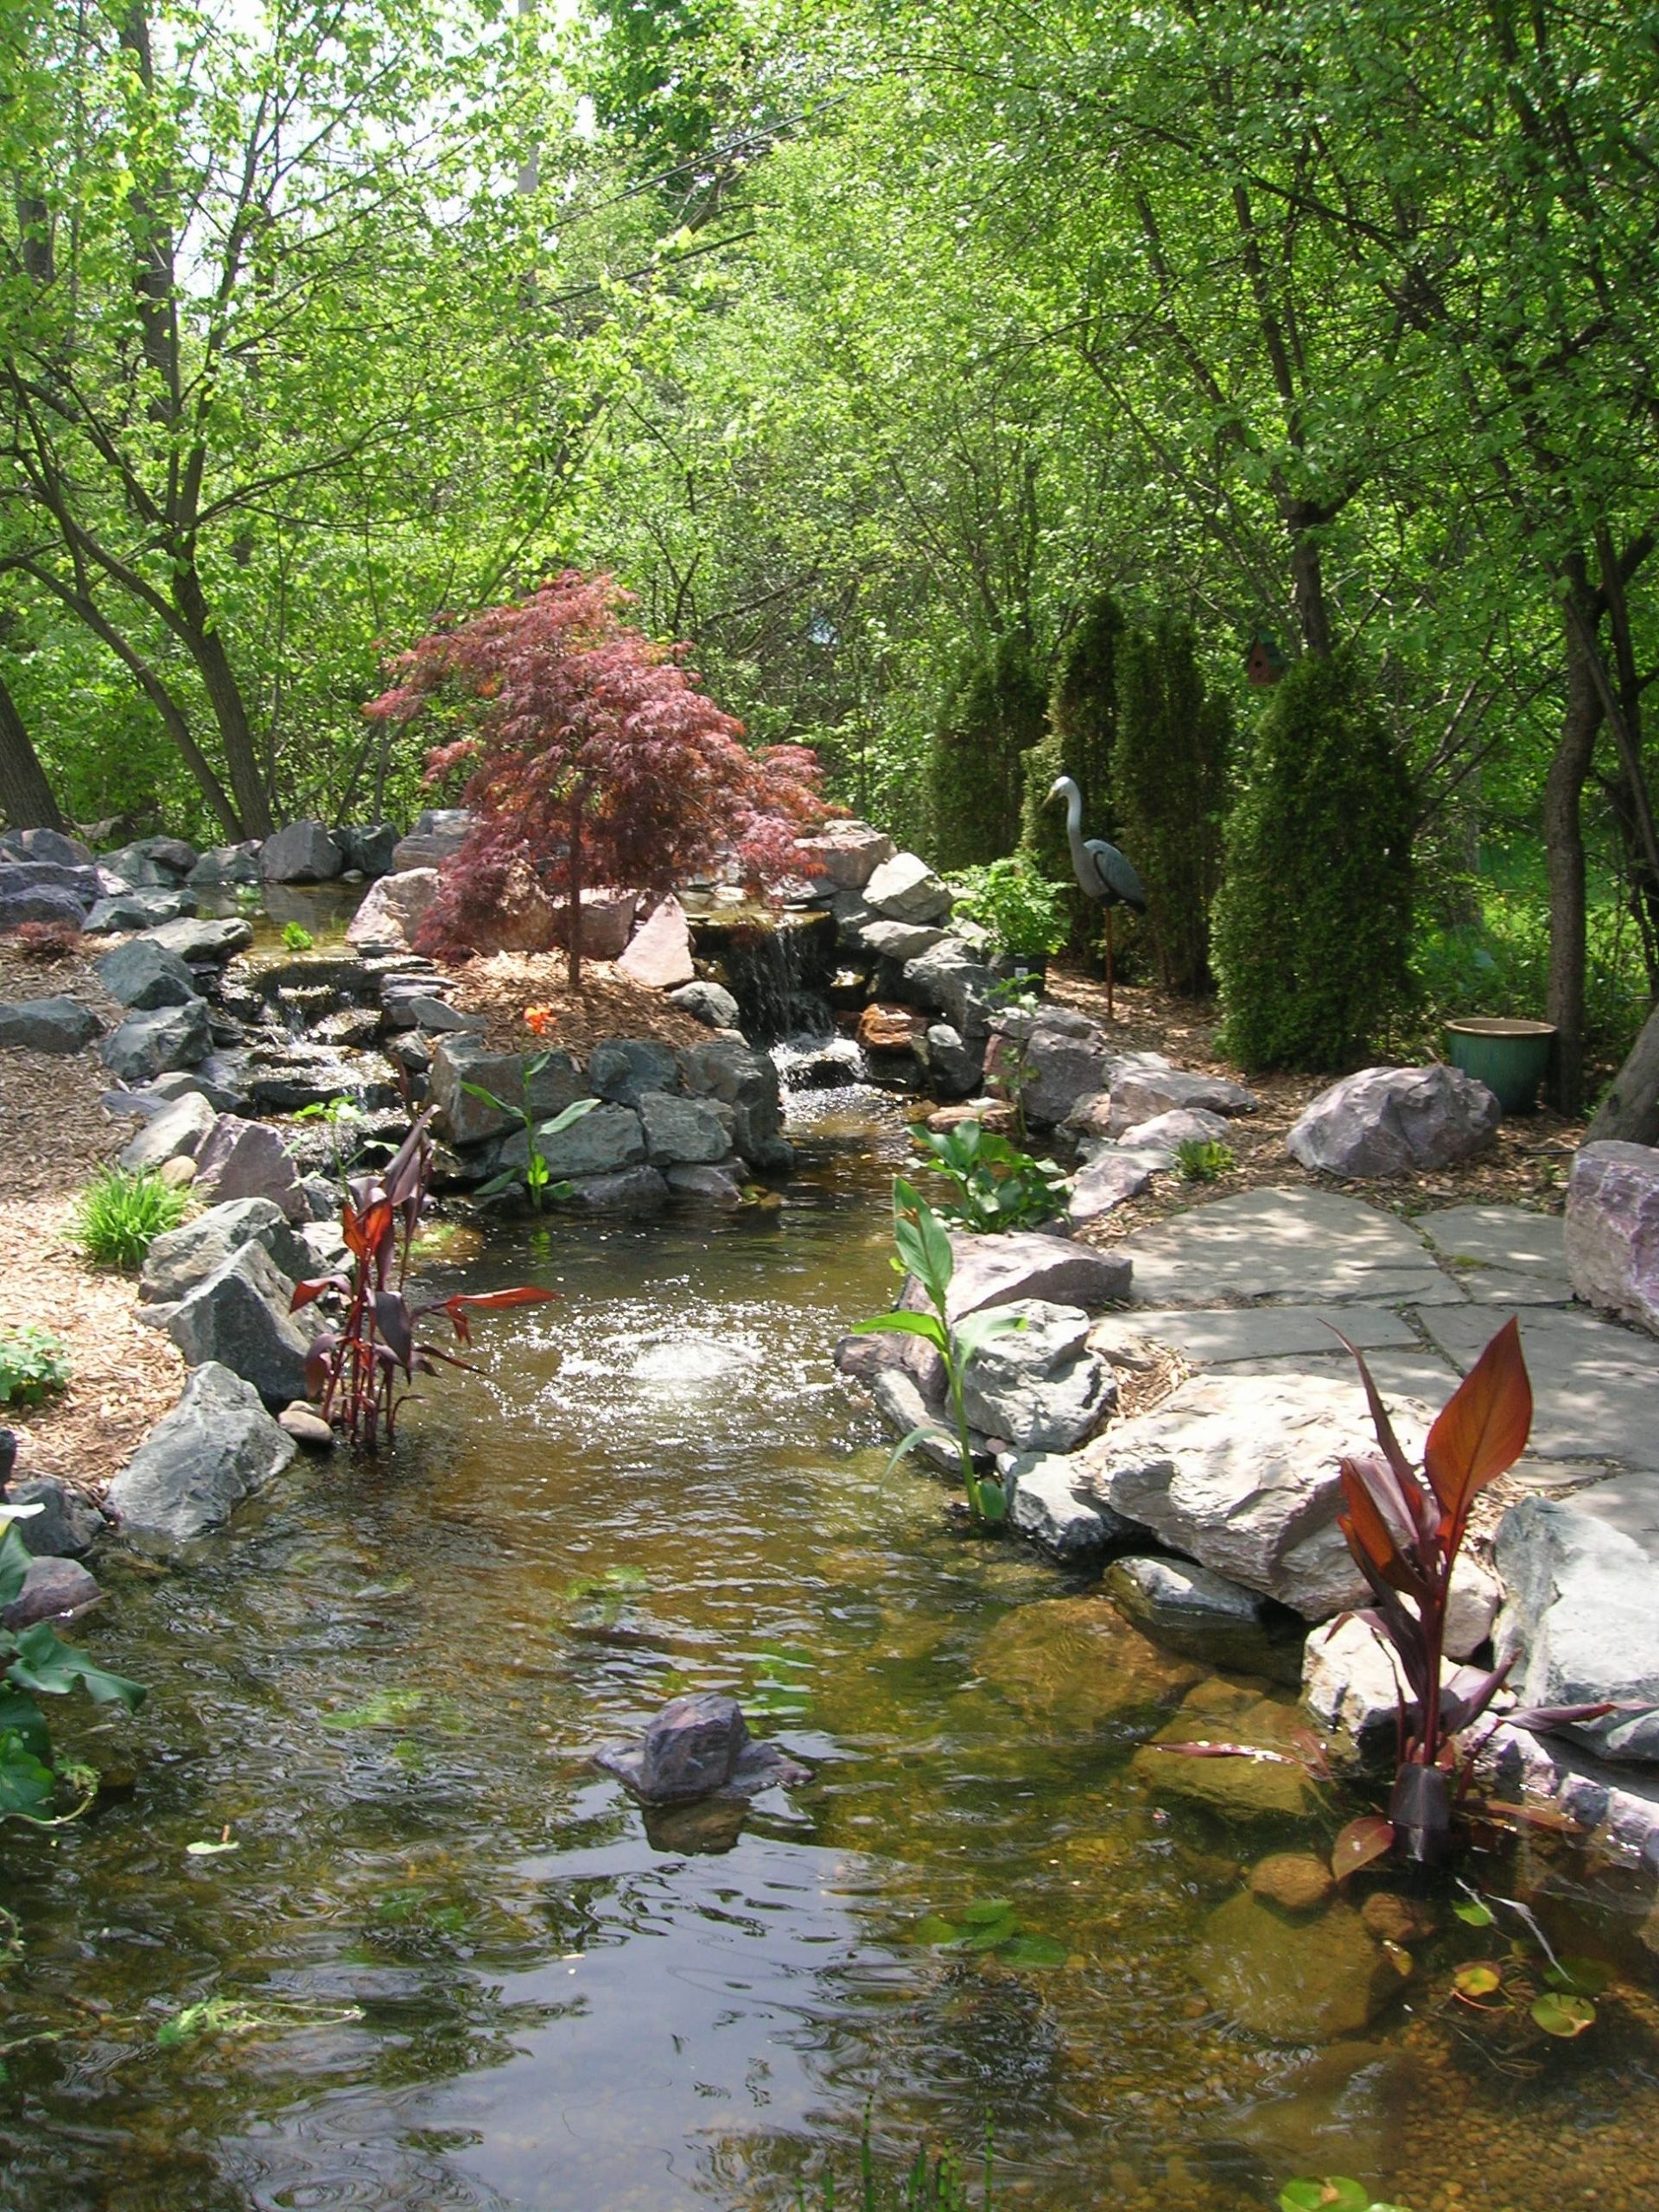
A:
[1495, 1484, 1659, 1763]
[337, 823, 398, 878]
[1191, 1890, 1402, 2043]
[261, 819, 344, 883]
[1287, 1065, 1501, 1179]
[389, 809, 469, 872]
[105, 1362, 296, 1554]
[556, 1165, 671, 1212]
[1106, 1066, 1257, 1134]
[192, 1115, 307, 1221]
[958, 1300, 1116, 1452]
[864, 852, 950, 925]
[986, 1005, 1116, 1126]
[0, 857, 99, 907]
[900, 940, 999, 1040]
[1078, 1371, 1433, 1618]
[0, 880, 87, 930]
[915, 1022, 983, 1099]
[588, 1037, 680, 1105]
[859, 918, 948, 963]
[0, 827, 93, 868]
[142, 1196, 315, 1304]
[156, 1240, 316, 1405]
[921, 1229, 1131, 1326]
[0, 995, 103, 1053]
[556, 887, 638, 961]
[535, 1102, 646, 1178]
[1067, 1149, 1159, 1224]
[101, 836, 197, 887]
[1110, 1107, 1232, 1157]
[1107, 1554, 1304, 1683]
[119, 1090, 217, 1173]
[1005, 1452, 1139, 1560]
[1565, 1141, 1659, 1337]
[678, 1039, 783, 1161]
[792, 820, 894, 892]
[99, 999, 211, 1082]
[345, 866, 441, 952]
[615, 894, 695, 988]
[83, 887, 194, 932]
[429, 1037, 586, 1146]
[92, 936, 200, 1011]
[187, 843, 262, 889]
[143, 914, 254, 965]
[638, 1091, 732, 1167]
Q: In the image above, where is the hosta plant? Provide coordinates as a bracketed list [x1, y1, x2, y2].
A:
[0, 1325, 71, 1408]
[291, 1109, 551, 1448]
[907, 1120, 1069, 1233]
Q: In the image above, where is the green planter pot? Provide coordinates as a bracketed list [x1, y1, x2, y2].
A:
[1444, 1017, 1556, 1115]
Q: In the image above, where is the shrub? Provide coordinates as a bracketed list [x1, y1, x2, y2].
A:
[945, 855, 1069, 958]
[69, 1166, 190, 1269]
[0, 1325, 70, 1407]
[906, 1118, 1070, 1230]
[1021, 589, 1124, 883]
[1112, 614, 1231, 994]
[928, 634, 1045, 871]
[1212, 653, 1414, 1071]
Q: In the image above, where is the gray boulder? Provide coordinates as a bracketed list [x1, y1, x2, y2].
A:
[639, 1090, 731, 1166]
[901, 940, 998, 1041]
[959, 1300, 1116, 1452]
[792, 820, 894, 892]
[346, 866, 442, 951]
[92, 936, 200, 1011]
[596, 1691, 809, 1802]
[105, 1362, 296, 1554]
[0, 1475, 104, 1559]
[864, 851, 951, 924]
[188, 843, 263, 888]
[1111, 1106, 1232, 1157]
[101, 836, 197, 886]
[1495, 1483, 1659, 1762]
[556, 1165, 671, 1211]
[338, 823, 398, 877]
[615, 894, 696, 988]
[0, 857, 99, 906]
[1287, 1065, 1500, 1179]
[0, 995, 103, 1053]
[99, 999, 211, 1082]
[1106, 1066, 1257, 1134]
[119, 1090, 218, 1173]
[1192, 1891, 1402, 2044]
[84, 888, 194, 932]
[0, 828, 93, 868]
[193, 1116, 306, 1222]
[859, 918, 948, 963]
[987, 1005, 1116, 1126]
[668, 979, 741, 1031]
[678, 1039, 783, 1161]
[1304, 1611, 1503, 1761]
[1565, 1141, 1659, 1337]
[1108, 1554, 1305, 1683]
[1067, 1149, 1159, 1224]
[0, 880, 86, 930]
[141, 1196, 315, 1304]
[925, 1229, 1131, 1325]
[429, 1037, 587, 1145]
[915, 1022, 983, 1099]
[588, 1037, 681, 1105]
[1005, 1452, 1138, 1560]
[261, 820, 344, 882]
[665, 1160, 747, 1207]
[157, 1240, 316, 1406]
[381, 992, 483, 1034]
[144, 915, 254, 965]
[0, 1554, 102, 1630]
[535, 1101, 645, 1178]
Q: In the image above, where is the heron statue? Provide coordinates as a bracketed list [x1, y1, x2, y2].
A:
[1046, 775, 1147, 1018]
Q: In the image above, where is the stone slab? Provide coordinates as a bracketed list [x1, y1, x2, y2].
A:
[1093, 1304, 1418, 1368]
[1417, 1203, 1567, 1278]
[1118, 1187, 1456, 1307]
[1416, 1303, 1659, 1469]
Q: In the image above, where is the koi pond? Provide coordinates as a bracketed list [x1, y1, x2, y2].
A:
[4, 1085, 1658, 2212]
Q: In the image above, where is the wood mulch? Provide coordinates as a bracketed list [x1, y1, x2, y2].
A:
[0, 941, 184, 1500]
[438, 951, 712, 1056]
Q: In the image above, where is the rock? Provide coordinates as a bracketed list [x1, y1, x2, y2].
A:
[1107, 1067, 1257, 1134]
[119, 1090, 217, 1173]
[1287, 1065, 1501, 1179]
[0, 857, 99, 907]
[0, 880, 87, 930]
[428, 1037, 583, 1146]
[1586, 1001, 1659, 1147]
[99, 999, 211, 1081]
[665, 1160, 747, 1207]
[595, 1691, 810, 1803]
[1067, 1149, 1158, 1224]
[101, 836, 197, 885]
[958, 1300, 1116, 1452]
[1301, 1614, 1406, 1754]
[900, 940, 999, 1039]
[1192, 1891, 1401, 2042]
[247, 1046, 402, 1115]
[859, 918, 948, 963]
[926, 1099, 1017, 1137]
[532, 1101, 646, 1177]
[141, 1197, 315, 1304]
[158, 1240, 317, 1406]
[1135, 1679, 1323, 1820]
[158, 1154, 198, 1189]
[1106, 1555, 1305, 1684]
[192, 1116, 308, 1221]
[1444, 1556, 1501, 1656]
[0, 1476, 104, 1559]
[143, 915, 254, 965]
[1005, 1453, 1138, 1560]
[868, 1365, 959, 1474]
[0, 827, 93, 868]
[1121, 1185, 1459, 1308]
[1249, 1853, 1337, 1913]
[279, 1402, 334, 1447]
[589, 1037, 681, 1105]
[638, 1090, 731, 1166]
[258, 821, 341, 883]
[793, 820, 894, 891]
[916, 1023, 983, 1098]
[865, 851, 951, 924]
[556, 887, 638, 960]
[927, 1229, 1131, 1326]
[106, 1362, 296, 1553]
[0, 1554, 103, 1630]
[857, 1001, 919, 1052]
[389, 828, 465, 872]
[1112, 1106, 1232, 1155]
[1360, 1891, 1436, 1945]
[346, 867, 442, 952]
[978, 1594, 1205, 1737]
[0, 995, 103, 1052]
[678, 1039, 784, 1162]
[337, 823, 398, 877]
[1564, 1141, 1659, 1337]
[668, 979, 741, 1031]
[1494, 1485, 1659, 1762]
[985, 1006, 1117, 1126]
[381, 993, 484, 1035]
[555, 1165, 671, 1211]
[188, 843, 263, 888]
[83, 888, 194, 932]
[92, 937, 200, 1011]
[158, 1059, 252, 1114]
[615, 893, 695, 988]
[1082, 1372, 1435, 1618]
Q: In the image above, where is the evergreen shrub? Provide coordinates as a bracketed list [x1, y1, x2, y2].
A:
[1020, 590, 1123, 881]
[1212, 653, 1414, 1071]
[928, 636, 1044, 871]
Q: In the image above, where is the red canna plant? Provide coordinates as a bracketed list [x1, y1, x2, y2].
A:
[290, 1109, 551, 1449]
[1332, 1317, 1614, 1867]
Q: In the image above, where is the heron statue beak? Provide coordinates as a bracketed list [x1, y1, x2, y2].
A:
[1045, 778, 1066, 804]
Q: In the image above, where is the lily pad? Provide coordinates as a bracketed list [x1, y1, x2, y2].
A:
[1452, 1961, 1503, 1999]
[1531, 1990, 1596, 2037]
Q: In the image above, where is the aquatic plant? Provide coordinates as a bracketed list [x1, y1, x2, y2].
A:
[281, 920, 315, 950]
[1446, 1886, 1610, 2039]
[69, 1166, 190, 1269]
[293, 1094, 365, 1185]
[0, 1325, 70, 1408]
[908, 1897, 1068, 1968]
[0, 1504, 143, 1824]
[290, 1108, 553, 1447]
[852, 1178, 1024, 1529]
[797, 2109, 994, 2211]
[466, 1060, 599, 1212]
[906, 1120, 1069, 1233]
[1280, 2182, 1412, 2212]
[1173, 1136, 1235, 1183]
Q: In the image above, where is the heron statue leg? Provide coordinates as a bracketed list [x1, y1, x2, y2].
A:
[1104, 906, 1116, 1020]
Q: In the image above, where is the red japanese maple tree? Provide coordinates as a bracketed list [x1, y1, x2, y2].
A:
[365, 573, 834, 988]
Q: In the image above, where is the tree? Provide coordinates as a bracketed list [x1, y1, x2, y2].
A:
[928, 634, 1045, 870]
[0, 670, 65, 832]
[1212, 653, 1414, 1071]
[364, 573, 831, 988]
[1112, 614, 1230, 995]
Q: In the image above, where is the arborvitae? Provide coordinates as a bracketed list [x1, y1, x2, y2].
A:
[1111, 614, 1230, 995]
[928, 634, 1045, 870]
[1021, 590, 1124, 879]
[1212, 652, 1414, 1071]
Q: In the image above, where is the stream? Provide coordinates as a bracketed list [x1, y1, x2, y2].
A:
[4, 1077, 1659, 2212]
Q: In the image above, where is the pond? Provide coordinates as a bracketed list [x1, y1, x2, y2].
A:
[4, 1082, 1658, 2212]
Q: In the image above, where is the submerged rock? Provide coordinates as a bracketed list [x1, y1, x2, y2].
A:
[1106, 1554, 1305, 1685]
[1133, 1679, 1322, 1820]
[978, 1595, 1204, 1738]
[1193, 1890, 1404, 2042]
[595, 1692, 810, 1804]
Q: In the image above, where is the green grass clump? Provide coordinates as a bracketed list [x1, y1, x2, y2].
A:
[0, 1324, 71, 1406]
[1174, 1137, 1236, 1184]
[70, 1166, 191, 1270]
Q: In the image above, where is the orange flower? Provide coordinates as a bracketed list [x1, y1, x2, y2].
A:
[524, 1003, 556, 1036]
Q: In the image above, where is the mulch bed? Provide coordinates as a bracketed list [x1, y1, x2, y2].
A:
[438, 950, 713, 1056]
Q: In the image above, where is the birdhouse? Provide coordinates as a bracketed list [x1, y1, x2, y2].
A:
[1244, 631, 1288, 687]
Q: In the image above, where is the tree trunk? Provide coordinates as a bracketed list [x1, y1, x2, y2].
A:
[171, 568, 274, 837]
[0, 673, 67, 832]
[565, 789, 585, 995]
[1586, 999, 1659, 1147]
[1544, 569, 1603, 1114]
[1287, 509, 1334, 659]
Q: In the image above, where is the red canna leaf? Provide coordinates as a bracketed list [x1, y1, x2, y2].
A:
[1424, 1316, 1532, 1527]
[289, 1274, 346, 1313]
[1331, 1814, 1395, 1880]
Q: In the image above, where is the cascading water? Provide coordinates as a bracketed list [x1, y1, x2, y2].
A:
[688, 907, 839, 1045]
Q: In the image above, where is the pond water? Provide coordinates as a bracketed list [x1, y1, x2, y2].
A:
[5, 1084, 1659, 2212]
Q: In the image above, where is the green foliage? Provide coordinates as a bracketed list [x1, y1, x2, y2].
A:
[468, 1070, 601, 1213]
[68, 1167, 190, 1271]
[1025, 591, 1124, 879]
[0, 1325, 70, 1408]
[281, 922, 315, 952]
[1414, 887, 1649, 1070]
[907, 1120, 1069, 1231]
[1112, 614, 1231, 994]
[945, 855, 1069, 957]
[1213, 654, 1414, 1071]
[908, 1897, 1068, 1967]
[1279, 2183, 1412, 2212]
[928, 636, 1046, 871]
[1173, 1137, 1234, 1184]
[796, 2109, 995, 2211]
